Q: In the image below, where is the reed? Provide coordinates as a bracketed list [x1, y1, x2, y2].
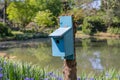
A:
[0, 57, 120, 80]
[0, 58, 62, 80]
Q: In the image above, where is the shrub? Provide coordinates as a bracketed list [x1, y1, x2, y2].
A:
[107, 27, 120, 34]
[83, 12, 107, 34]
[0, 22, 13, 37]
[88, 15, 106, 32]
[33, 10, 55, 32]
[82, 17, 93, 35]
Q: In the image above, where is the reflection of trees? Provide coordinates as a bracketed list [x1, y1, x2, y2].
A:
[100, 46, 120, 70]
[6, 45, 62, 70]
[31, 46, 62, 70]
[82, 38, 91, 51]
[76, 38, 120, 74]
[107, 39, 120, 46]
[98, 39, 120, 70]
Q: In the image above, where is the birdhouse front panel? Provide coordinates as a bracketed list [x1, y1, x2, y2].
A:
[51, 38, 65, 56]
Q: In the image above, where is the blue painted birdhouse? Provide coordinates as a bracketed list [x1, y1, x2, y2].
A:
[49, 16, 74, 60]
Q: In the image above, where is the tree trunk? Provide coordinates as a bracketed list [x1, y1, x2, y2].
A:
[63, 60, 77, 80]
[3, 0, 7, 24]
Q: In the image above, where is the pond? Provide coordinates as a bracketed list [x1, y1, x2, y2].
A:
[0, 38, 120, 75]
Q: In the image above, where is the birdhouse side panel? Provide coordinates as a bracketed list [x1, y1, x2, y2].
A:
[64, 29, 74, 57]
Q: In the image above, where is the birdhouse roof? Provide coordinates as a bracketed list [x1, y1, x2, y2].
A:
[49, 27, 71, 38]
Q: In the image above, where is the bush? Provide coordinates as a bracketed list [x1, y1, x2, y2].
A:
[33, 10, 55, 32]
[88, 15, 106, 32]
[82, 14, 106, 35]
[0, 22, 13, 37]
[107, 27, 120, 34]
[82, 17, 93, 35]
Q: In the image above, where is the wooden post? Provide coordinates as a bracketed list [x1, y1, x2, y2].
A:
[63, 16, 77, 80]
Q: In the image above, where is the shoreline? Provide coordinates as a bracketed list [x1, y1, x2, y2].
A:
[76, 32, 120, 39]
[0, 32, 120, 42]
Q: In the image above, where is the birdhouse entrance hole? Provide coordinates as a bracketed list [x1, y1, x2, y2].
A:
[56, 40, 59, 44]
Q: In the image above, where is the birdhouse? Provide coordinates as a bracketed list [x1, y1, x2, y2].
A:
[49, 16, 74, 60]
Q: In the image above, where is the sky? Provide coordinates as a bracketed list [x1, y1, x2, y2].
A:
[91, 0, 101, 9]
[81, 0, 101, 9]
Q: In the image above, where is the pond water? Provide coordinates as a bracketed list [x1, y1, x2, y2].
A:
[0, 38, 120, 75]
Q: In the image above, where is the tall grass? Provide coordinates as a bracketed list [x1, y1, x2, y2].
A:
[0, 58, 62, 80]
[0, 57, 120, 80]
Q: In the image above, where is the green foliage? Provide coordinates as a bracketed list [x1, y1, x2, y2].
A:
[82, 17, 93, 34]
[6, 0, 62, 29]
[0, 57, 62, 80]
[82, 12, 108, 35]
[102, 9, 114, 27]
[68, 8, 84, 22]
[34, 10, 54, 28]
[0, 58, 45, 80]
[6, 2, 18, 22]
[0, 22, 12, 37]
[5, 0, 120, 36]
[107, 27, 120, 34]
[88, 14, 106, 32]
[101, 0, 120, 27]
[44, 0, 62, 16]
[7, 1, 35, 27]
[101, 0, 120, 18]
[1, 57, 120, 80]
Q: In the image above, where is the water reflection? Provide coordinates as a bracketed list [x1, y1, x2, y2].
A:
[89, 51, 103, 70]
[0, 38, 120, 75]
[0, 38, 50, 50]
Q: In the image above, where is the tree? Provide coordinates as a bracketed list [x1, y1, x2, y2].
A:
[0, 22, 12, 37]
[7, 0, 45, 28]
[7, 1, 32, 28]
[33, 10, 54, 31]
[101, 0, 120, 27]
[45, 0, 62, 16]
[6, 0, 62, 29]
